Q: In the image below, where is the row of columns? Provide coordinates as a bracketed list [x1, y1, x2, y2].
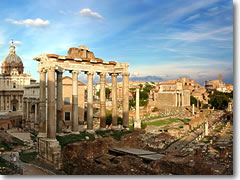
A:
[39, 67, 130, 139]
[23, 99, 39, 129]
[175, 92, 182, 107]
[0, 95, 22, 111]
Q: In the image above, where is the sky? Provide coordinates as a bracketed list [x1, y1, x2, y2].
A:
[0, 0, 233, 85]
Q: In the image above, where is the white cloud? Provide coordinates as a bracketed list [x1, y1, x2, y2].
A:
[9, 40, 22, 45]
[184, 13, 200, 22]
[78, 8, 104, 20]
[131, 72, 140, 77]
[6, 18, 50, 27]
[59, 10, 66, 15]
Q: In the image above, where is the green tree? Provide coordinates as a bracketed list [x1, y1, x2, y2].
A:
[209, 91, 232, 110]
[96, 88, 111, 99]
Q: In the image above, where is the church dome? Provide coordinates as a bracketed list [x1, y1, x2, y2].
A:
[1, 42, 24, 75]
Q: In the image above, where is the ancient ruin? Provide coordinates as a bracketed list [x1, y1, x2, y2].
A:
[33, 45, 130, 168]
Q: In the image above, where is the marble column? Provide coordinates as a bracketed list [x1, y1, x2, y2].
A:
[39, 69, 47, 134]
[26, 99, 29, 128]
[57, 71, 63, 134]
[35, 103, 38, 128]
[72, 71, 79, 133]
[175, 93, 178, 107]
[182, 92, 184, 107]
[87, 71, 94, 131]
[99, 72, 106, 129]
[204, 121, 208, 136]
[111, 73, 118, 128]
[47, 67, 56, 139]
[135, 87, 141, 129]
[197, 99, 199, 109]
[122, 72, 130, 128]
[192, 104, 195, 115]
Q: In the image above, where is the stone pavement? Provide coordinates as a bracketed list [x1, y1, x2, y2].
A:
[7, 128, 32, 144]
[1, 152, 54, 175]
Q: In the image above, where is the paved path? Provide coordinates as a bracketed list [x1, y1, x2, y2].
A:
[1, 152, 55, 175]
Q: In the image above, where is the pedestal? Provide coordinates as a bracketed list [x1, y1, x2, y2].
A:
[38, 138, 62, 170]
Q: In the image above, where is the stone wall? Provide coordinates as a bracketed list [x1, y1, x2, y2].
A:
[157, 92, 176, 108]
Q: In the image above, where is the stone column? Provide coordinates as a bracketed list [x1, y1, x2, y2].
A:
[72, 71, 79, 133]
[87, 71, 94, 131]
[192, 104, 195, 115]
[99, 72, 106, 129]
[135, 87, 141, 129]
[35, 103, 38, 128]
[182, 92, 184, 107]
[111, 73, 118, 129]
[204, 121, 208, 136]
[39, 69, 47, 134]
[47, 67, 56, 139]
[56, 71, 63, 134]
[175, 93, 178, 107]
[197, 99, 199, 109]
[122, 72, 130, 128]
[26, 100, 30, 128]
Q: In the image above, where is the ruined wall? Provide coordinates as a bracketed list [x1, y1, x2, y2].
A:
[157, 92, 176, 108]
[183, 90, 190, 106]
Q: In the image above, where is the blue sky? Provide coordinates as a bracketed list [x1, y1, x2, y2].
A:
[0, 0, 233, 85]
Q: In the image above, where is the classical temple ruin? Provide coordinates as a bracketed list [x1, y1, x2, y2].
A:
[33, 45, 130, 168]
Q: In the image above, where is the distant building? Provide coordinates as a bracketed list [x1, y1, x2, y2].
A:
[205, 74, 233, 93]
[22, 76, 86, 130]
[0, 42, 32, 112]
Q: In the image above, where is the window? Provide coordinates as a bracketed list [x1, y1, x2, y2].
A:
[64, 97, 70, 105]
[65, 112, 71, 121]
[13, 83, 16, 88]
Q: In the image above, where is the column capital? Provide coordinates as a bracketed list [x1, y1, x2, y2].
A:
[110, 73, 118, 77]
[72, 70, 79, 75]
[47, 66, 55, 72]
[86, 71, 94, 76]
[122, 72, 130, 77]
[99, 72, 107, 77]
[39, 68, 47, 73]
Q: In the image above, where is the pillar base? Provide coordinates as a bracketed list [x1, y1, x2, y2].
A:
[100, 127, 107, 131]
[86, 129, 95, 134]
[38, 138, 62, 170]
[112, 126, 120, 130]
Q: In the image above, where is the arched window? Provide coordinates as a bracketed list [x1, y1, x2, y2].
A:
[13, 83, 16, 88]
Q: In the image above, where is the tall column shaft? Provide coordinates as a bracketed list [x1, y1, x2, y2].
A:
[26, 99, 29, 126]
[192, 104, 195, 115]
[35, 103, 38, 127]
[47, 67, 56, 139]
[204, 121, 208, 136]
[87, 72, 94, 130]
[57, 71, 63, 134]
[100, 72, 106, 129]
[135, 87, 141, 128]
[39, 69, 47, 133]
[72, 71, 79, 133]
[111, 73, 118, 128]
[122, 72, 129, 128]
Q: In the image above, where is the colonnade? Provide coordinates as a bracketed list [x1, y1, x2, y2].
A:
[0, 95, 22, 111]
[23, 99, 39, 129]
[176, 92, 183, 107]
[39, 67, 130, 139]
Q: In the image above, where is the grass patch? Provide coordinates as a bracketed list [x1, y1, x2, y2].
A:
[110, 130, 133, 141]
[0, 143, 12, 151]
[147, 118, 189, 126]
[56, 133, 95, 147]
[20, 152, 38, 163]
[95, 129, 111, 137]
